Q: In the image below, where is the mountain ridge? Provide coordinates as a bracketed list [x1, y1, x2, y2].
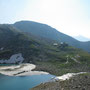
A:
[0, 22, 90, 76]
[13, 21, 90, 52]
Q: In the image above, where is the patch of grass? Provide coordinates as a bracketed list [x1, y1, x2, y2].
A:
[34, 60, 90, 76]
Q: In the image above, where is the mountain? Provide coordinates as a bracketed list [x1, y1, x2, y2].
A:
[0, 21, 89, 90]
[13, 21, 90, 52]
[74, 35, 90, 42]
[0, 24, 57, 63]
[0, 22, 90, 75]
[0, 24, 81, 64]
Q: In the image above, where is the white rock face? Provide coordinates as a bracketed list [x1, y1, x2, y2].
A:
[0, 53, 24, 64]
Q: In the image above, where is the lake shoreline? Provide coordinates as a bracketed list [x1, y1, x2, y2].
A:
[31, 72, 90, 90]
[0, 63, 49, 76]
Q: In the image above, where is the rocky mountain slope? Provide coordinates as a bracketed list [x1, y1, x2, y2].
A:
[0, 21, 90, 90]
[0, 23, 90, 75]
[31, 73, 90, 90]
[0, 24, 58, 63]
[13, 21, 90, 52]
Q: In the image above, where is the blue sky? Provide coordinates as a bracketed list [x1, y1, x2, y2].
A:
[0, 0, 90, 38]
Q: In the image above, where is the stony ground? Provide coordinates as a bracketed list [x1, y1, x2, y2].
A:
[31, 73, 90, 90]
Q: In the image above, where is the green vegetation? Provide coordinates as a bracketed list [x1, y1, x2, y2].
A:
[14, 21, 90, 52]
[34, 60, 90, 76]
[0, 24, 90, 75]
[0, 22, 90, 90]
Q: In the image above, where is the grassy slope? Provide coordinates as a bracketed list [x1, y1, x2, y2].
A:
[14, 21, 90, 52]
[34, 47, 90, 76]
[0, 24, 90, 75]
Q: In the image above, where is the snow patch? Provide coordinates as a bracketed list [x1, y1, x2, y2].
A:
[71, 57, 80, 63]
[65, 55, 69, 64]
[0, 47, 4, 51]
[0, 53, 24, 64]
[0, 63, 49, 76]
[54, 72, 86, 81]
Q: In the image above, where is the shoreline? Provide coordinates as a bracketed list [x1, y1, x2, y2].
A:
[0, 63, 49, 76]
[54, 72, 87, 81]
[31, 72, 90, 90]
[0, 63, 87, 80]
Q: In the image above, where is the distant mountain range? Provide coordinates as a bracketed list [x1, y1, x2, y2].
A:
[73, 35, 90, 42]
[13, 21, 90, 52]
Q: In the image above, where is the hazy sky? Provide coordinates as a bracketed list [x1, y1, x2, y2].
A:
[0, 0, 90, 38]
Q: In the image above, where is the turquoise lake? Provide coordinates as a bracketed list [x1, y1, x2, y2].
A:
[0, 74, 55, 90]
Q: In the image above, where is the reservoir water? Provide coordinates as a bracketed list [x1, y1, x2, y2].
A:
[0, 74, 55, 90]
